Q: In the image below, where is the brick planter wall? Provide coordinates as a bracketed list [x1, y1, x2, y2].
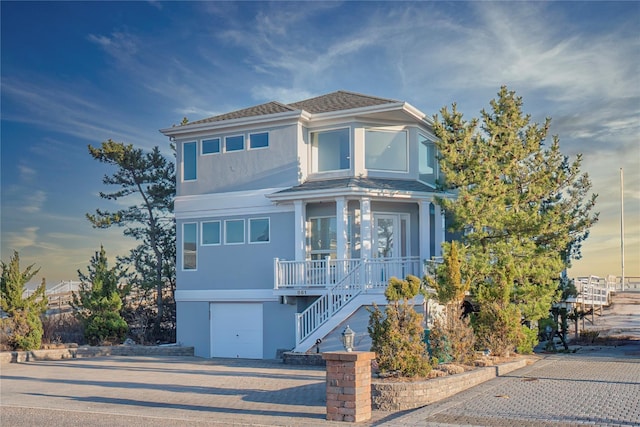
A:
[371, 358, 529, 411]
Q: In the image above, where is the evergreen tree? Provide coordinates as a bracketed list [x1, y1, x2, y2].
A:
[0, 251, 48, 350]
[368, 275, 431, 377]
[87, 140, 175, 341]
[426, 241, 476, 363]
[72, 246, 128, 345]
[432, 87, 598, 355]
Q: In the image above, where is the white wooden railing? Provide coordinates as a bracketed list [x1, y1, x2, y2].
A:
[286, 257, 421, 346]
[572, 276, 611, 306]
[275, 257, 421, 290]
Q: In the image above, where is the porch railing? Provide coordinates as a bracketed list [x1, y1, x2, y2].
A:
[284, 257, 421, 347]
[275, 256, 421, 290]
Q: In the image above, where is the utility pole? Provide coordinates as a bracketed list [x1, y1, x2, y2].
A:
[620, 168, 625, 292]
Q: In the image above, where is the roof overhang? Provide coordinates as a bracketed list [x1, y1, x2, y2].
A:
[159, 110, 310, 138]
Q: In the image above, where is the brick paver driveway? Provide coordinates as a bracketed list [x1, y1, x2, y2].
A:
[1, 342, 639, 426]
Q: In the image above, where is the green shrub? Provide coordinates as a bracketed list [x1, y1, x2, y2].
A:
[516, 324, 538, 354]
[368, 275, 431, 378]
[84, 312, 128, 346]
[473, 302, 523, 357]
[429, 304, 476, 364]
[1, 251, 48, 351]
[3, 310, 44, 351]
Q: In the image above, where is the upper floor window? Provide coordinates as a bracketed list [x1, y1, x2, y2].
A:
[249, 218, 270, 243]
[183, 222, 197, 270]
[202, 138, 220, 155]
[249, 132, 269, 149]
[365, 129, 408, 172]
[183, 142, 197, 181]
[225, 219, 245, 244]
[419, 134, 437, 186]
[311, 128, 350, 172]
[225, 135, 245, 152]
[202, 221, 221, 245]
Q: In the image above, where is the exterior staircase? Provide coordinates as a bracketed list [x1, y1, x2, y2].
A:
[282, 257, 421, 353]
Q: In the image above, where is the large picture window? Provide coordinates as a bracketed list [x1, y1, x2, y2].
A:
[419, 134, 437, 185]
[183, 223, 197, 270]
[365, 130, 408, 172]
[249, 218, 270, 243]
[183, 142, 197, 181]
[311, 128, 350, 172]
[225, 219, 245, 244]
[202, 221, 221, 245]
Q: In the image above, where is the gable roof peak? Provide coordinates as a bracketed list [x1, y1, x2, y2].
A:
[287, 90, 399, 114]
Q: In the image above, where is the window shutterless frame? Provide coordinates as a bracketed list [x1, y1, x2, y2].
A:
[202, 138, 221, 155]
[224, 219, 245, 244]
[225, 134, 245, 152]
[249, 132, 269, 150]
[249, 217, 270, 243]
[183, 141, 197, 181]
[201, 220, 221, 245]
[182, 222, 197, 270]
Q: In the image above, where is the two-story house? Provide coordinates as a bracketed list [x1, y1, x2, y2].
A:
[160, 91, 450, 359]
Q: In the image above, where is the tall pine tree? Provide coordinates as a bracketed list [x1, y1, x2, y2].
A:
[433, 87, 598, 355]
[87, 140, 175, 341]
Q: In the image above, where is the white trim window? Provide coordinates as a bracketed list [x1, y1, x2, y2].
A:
[183, 141, 197, 181]
[249, 132, 269, 149]
[202, 138, 220, 155]
[225, 219, 245, 244]
[365, 129, 408, 172]
[201, 220, 221, 245]
[182, 222, 197, 270]
[249, 218, 270, 243]
[310, 128, 350, 172]
[419, 133, 438, 185]
[307, 216, 337, 260]
[225, 135, 245, 152]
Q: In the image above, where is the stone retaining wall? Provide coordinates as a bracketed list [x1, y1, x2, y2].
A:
[282, 352, 325, 366]
[0, 345, 195, 364]
[371, 358, 529, 411]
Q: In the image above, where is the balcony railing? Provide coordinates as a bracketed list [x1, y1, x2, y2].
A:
[274, 257, 421, 291]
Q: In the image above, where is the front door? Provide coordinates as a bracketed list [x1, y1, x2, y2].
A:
[373, 214, 409, 259]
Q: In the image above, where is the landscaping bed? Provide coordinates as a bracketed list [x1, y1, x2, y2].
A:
[371, 356, 533, 411]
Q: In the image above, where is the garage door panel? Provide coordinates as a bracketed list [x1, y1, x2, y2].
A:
[210, 303, 263, 359]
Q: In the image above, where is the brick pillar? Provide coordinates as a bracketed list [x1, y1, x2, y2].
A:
[322, 351, 375, 422]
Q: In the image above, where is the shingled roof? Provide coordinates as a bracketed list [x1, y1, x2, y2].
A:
[273, 177, 436, 196]
[188, 91, 399, 125]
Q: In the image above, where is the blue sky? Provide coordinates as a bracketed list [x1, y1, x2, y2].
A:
[2, 1, 639, 285]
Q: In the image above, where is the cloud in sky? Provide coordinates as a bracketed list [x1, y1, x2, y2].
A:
[1, 1, 638, 284]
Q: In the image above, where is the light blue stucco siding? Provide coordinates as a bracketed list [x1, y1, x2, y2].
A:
[177, 124, 300, 196]
[175, 210, 298, 358]
[176, 301, 209, 357]
[177, 211, 295, 291]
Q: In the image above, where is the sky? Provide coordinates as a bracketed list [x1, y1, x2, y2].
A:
[1, 1, 639, 287]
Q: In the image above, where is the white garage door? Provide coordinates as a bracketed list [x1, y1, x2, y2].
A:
[210, 303, 263, 359]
